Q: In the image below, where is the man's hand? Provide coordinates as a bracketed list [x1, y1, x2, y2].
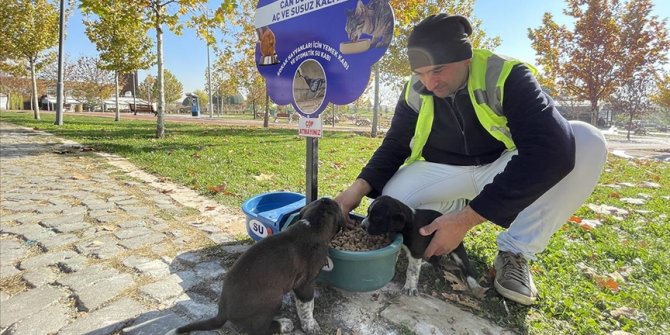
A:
[419, 205, 486, 257]
[334, 179, 372, 228]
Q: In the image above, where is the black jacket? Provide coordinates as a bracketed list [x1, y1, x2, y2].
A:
[358, 64, 576, 228]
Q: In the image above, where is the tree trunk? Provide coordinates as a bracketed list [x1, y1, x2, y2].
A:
[263, 91, 269, 128]
[590, 100, 599, 126]
[155, 13, 165, 138]
[29, 59, 40, 120]
[115, 71, 120, 121]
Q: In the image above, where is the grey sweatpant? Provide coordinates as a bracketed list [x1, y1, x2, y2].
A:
[381, 121, 608, 260]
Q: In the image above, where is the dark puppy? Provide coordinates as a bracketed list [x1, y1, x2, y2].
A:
[166, 198, 344, 335]
[361, 195, 480, 295]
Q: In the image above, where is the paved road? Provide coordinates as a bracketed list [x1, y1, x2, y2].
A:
[0, 122, 512, 335]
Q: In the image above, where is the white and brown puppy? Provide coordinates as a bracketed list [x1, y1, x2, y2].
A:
[166, 197, 345, 335]
[361, 195, 480, 296]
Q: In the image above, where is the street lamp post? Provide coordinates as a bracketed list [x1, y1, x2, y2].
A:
[207, 44, 213, 118]
[55, 0, 66, 125]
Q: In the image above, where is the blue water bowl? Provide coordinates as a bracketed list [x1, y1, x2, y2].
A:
[241, 191, 306, 241]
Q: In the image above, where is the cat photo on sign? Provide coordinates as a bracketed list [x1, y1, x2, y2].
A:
[257, 26, 279, 65]
[340, 0, 393, 54]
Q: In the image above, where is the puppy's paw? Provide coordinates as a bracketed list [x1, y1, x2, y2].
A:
[276, 318, 294, 333]
[402, 283, 419, 296]
[301, 319, 321, 335]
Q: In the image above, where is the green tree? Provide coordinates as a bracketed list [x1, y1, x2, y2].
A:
[1, 0, 60, 120]
[609, 72, 656, 139]
[383, 0, 501, 91]
[131, 0, 235, 137]
[80, 0, 155, 121]
[138, 74, 156, 104]
[529, 0, 669, 125]
[214, 0, 269, 124]
[192, 89, 209, 110]
[68, 56, 115, 110]
[79, 0, 234, 136]
[363, 0, 499, 135]
[153, 69, 183, 107]
[651, 72, 670, 125]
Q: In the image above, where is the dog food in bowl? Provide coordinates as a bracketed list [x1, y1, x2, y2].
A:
[331, 227, 391, 252]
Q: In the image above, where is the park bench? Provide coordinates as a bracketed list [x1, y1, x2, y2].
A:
[129, 103, 156, 115]
[273, 112, 299, 123]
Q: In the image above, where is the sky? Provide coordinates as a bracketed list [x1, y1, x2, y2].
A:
[63, 0, 669, 100]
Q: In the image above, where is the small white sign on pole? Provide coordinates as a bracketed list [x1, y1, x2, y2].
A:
[299, 117, 322, 138]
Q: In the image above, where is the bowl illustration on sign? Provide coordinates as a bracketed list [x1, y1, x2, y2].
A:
[339, 38, 371, 54]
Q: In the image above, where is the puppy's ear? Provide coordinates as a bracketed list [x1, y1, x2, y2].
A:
[390, 213, 407, 230]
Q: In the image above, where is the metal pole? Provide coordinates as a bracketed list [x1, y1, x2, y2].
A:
[54, 0, 65, 125]
[207, 44, 213, 118]
[306, 137, 318, 203]
[133, 71, 137, 115]
[371, 62, 380, 137]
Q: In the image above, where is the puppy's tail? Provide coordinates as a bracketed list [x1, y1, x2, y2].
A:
[171, 315, 227, 334]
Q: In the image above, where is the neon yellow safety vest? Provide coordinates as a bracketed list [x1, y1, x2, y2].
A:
[404, 49, 537, 164]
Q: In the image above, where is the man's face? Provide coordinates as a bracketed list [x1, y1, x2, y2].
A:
[413, 59, 471, 98]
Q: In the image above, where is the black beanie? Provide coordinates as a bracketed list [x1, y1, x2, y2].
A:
[407, 14, 473, 70]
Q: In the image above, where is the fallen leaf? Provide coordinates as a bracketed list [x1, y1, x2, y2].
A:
[208, 184, 227, 194]
[253, 173, 273, 181]
[470, 286, 490, 300]
[610, 306, 639, 319]
[580, 219, 602, 230]
[160, 189, 174, 194]
[71, 173, 89, 180]
[595, 277, 620, 292]
[205, 205, 217, 211]
[576, 262, 599, 279]
[442, 270, 468, 291]
[609, 191, 621, 198]
[568, 215, 582, 223]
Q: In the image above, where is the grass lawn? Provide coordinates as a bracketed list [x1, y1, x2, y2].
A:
[1, 111, 668, 335]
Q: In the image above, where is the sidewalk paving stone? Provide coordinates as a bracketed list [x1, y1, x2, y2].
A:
[0, 285, 68, 328]
[122, 311, 191, 335]
[7, 300, 72, 335]
[58, 297, 146, 335]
